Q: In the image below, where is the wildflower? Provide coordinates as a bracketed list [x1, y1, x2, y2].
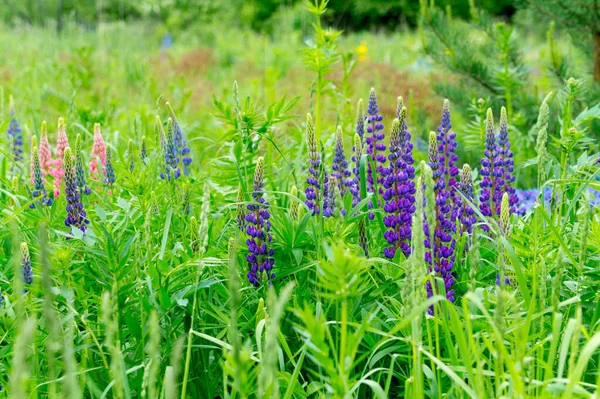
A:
[331, 126, 352, 197]
[39, 121, 53, 176]
[383, 109, 416, 259]
[365, 88, 386, 194]
[245, 156, 274, 286]
[358, 217, 369, 257]
[63, 147, 89, 236]
[30, 145, 52, 208]
[322, 173, 334, 217]
[21, 242, 32, 288]
[355, 99, 365, 142]
[425, 132, 457, 303]
[496, 192, 512, 287]
[356, 40, 368, 61]
[159, 117, 180, 181]
[128, 139, 135, 172]
[166, 102, 192, 176]
[141, 136, 148, 165]
[350, 133, 363, 207]
[90, 123, 107, 176]
[305, 113, 321, 215]
[479, 109, 503, 220]
[75, 134, 91, 195]
[436, 100, 459, 202]
[50, 118, 69, 198]
[29, 136, 38, 185]
[236, 185, 246, 232]
[458, 164, 476, 234]
[497, 107, 517, 214]
[7, 97, 24, 170]
[289, 185, 299, 221]
[104, 147, 116, 187]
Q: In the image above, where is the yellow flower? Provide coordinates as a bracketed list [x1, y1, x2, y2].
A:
[356, 40, 368, 62]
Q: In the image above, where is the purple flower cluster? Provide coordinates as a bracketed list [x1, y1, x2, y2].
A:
[8, 99, 24, 171]
[245, 157, 274, 286]
[479, 109, 504, 220]
[21, 242, 32, 288]
[31, 146, 53, 208]
[167, 102, 192, 176]
[63, 147, 89, 236]
[350, 133, 363, 208]
[436, 100, 459, 201]
[159, 117, 181, 181]
[331, 126, 352, 197]
[104, 147, 116, 186]
[365, 88, 386, 194]
[497, 107, 517, 214]
[425, 130, 457, 303]
[75, 134, 91, 195]
[322, 172, 334, 217]
[458, 164, 476, 234]
[382, 110, 416, 259]
[305, 113, 321, 215]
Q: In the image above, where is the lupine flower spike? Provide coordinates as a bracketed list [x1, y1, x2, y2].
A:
[383, 109, 416, 259]
[355, 98, 365, 143]
[167, 102, 192, 176]
[90, 123, 107, 176]
[160, 117, 180, 181]
[365, 88, 386, 195]
[479, 109, 503, 223]
[458, 164, 476, 235]
[7, 96, 24, 172]
[104, 147, 116, 187]
[332, 126, 352, 197]
[358, 218, 369, 257]
[322, 172, 334, 217]
[290, 185, 299, 221]
[29, 136, 38, 185]
[141, 136, 147, 165]
[31, 145, 52, 208]
[75, 134, 91, 195]
[305, 113, 321, 215]
[496, 192, 512, 286]
[436, 100, 459, 200]
[426, 131, 457, 304]
[498, 107, 517, 214]
[51, 118, 69, 197]
[39, 121, 53, 176]
[350, 133, 363, 207]
[128, 139, 135, 172]
[21, 242, 32, 289]
[245, 156, 275, 286]
[236, 185, 246, 232]
[63, 147, 89, 236]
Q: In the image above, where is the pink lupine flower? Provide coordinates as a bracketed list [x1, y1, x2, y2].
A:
[50, 118, 69, 197]
[90, 123, 107, 177]
[39, 121, 53, 176]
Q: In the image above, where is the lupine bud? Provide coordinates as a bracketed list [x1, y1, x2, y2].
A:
[166, 102, 191, 176]
[104, 147, 116, 187]
[355, 98, 365, 142]
[358, 217, 369, 257]
[458, 164, 476, 234]
[90, 123, 107, 176]
[305, 113, 321, 215]
[7, 97, 24, 171]
[365, 88, 386, 195]
[63, 147, 89, 236]
[189, 216, 199, 253]
[350, 133, 363, 207]
[29, 136, 38, 185]
[290, 185, 299, 221]
[30, 145, 52, 208]
[479, 108, 502, 221]
[236, 185, 246, 231]
[75, 134, 91, 195]
[500, 192, 510, 237]
[383, 110, 416, 259]
[39, 121, 52, 176]
[127, 139, 135, 172]
[141, 135, 148, 165]
[21, 242, 32, 288]
[332, 126, 352, 197]
[395, 96, 404, 120]
[245, 157, 274, 286]
[150, 191, 159, 214]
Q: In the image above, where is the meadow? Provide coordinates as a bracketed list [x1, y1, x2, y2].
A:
[1, 2, 600, 398]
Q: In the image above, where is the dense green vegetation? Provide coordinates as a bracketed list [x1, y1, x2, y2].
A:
[1, 1, 600, 398]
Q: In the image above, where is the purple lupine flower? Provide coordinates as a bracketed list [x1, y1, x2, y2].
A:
[497, 107, 517, 214]
[7, 97, 24, 171]
[75, 134, 91, 195]
[355, 98, 365, 143]
[479, 108, 503, 221]
[331, 126, 352, 197]
[425, 132, 456, 303]
[514, 188, 537, 215]
[365, 88, 386, 194]
[21, 242, 32, 289]
[322, 172, 334, 217]
[158, 116, 181, 181]
[167, 102, 192, 176]
[305, 113, 321, 215]
[245, 157, 274, 286]
[63, 147, 89, 236]
[382, 110, 416, 259]
[104, 147, 116, 187]
[436, 100, 459, 202]
[31, 145, 53, 208]
[350, 133, 363, 208]
[458, 164, 476, 234]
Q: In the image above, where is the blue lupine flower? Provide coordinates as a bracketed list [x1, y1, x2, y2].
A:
[63, 147, 89, 236]
[167, 102, 192, 176]
[158, 116, 181, 181]
[75, 134, 91, 195]
[350, 133, 363, 208]
[479, 109, 503, 221]
[21, 242, 32, 289]
[31, 145, 53, 208]
[7, 97, 24, 172]
[497, 107, 517, 215]
[331, 126, 352, 197]
[365, 88, 386, 194]
[305, 113, 321, 215]
[458, 164, 476, 234]
[104, 147, 116, 186]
